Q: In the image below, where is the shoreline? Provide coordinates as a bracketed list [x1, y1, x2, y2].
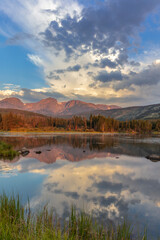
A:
[0, 130, 160, 138]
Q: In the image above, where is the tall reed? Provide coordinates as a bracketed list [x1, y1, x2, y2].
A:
[0, 193, 148, 239]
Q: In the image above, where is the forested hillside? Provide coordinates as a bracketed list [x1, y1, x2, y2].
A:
[79, 103, 160, 120]
[0, 109, 159, 133]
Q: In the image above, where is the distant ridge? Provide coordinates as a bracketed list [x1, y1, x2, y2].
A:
[0, 97, 120, 117]
[75, 103, 160, 120]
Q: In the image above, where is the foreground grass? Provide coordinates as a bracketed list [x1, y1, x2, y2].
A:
[0, 141, 19, 159]
[0, 194, 149, 240]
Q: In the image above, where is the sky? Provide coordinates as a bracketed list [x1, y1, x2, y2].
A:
[0, 0, 160, 107]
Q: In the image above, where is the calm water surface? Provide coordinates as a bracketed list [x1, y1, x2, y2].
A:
[0, 133, 160, 239]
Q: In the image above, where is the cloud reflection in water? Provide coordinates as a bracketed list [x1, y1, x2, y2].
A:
[0, 134, 160, 238]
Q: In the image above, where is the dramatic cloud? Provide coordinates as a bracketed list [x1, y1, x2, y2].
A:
[0, 0, 160, 105]
[43, 0, 160, 58]
[55, 64, 81, 74]
[114, 63, 160, 90]
[98, 58, 118, 69]
[84, 58, 117, 70]
[94, 70, 123, 83]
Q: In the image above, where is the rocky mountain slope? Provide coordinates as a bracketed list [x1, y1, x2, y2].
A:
[78, 103, 160, 120]
[0, 97, 159, 120]
[0, 97, 120, 116]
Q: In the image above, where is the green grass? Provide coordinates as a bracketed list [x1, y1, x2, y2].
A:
[0, 141, 19, 159]
[0, 193, 149, 240]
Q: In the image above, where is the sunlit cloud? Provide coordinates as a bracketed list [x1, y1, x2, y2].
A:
[0, 0, 160, 105]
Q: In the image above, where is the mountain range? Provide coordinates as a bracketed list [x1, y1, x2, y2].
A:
[0, 97, 159, 120]
[0, 97, 120, 116]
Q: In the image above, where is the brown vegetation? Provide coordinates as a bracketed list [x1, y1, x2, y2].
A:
[0, 111, 159, 133]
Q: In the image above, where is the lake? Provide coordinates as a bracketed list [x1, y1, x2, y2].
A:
[0, 133, 160, 239]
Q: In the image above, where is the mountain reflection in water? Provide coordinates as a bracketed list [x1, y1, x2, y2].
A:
[0, 134, 160, 163]
[0, 134, 160, 239]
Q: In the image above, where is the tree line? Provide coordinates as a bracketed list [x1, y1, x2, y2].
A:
[0, 112, 159, 133]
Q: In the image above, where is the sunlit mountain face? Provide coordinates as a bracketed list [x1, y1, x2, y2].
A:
[0, 134, 160, 239]
[0, 0, 160, 106]
[0, 97, 120, 116]
[0, 97, 160, 120]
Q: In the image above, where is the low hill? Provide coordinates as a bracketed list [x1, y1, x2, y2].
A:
[0, 108, 47, 118]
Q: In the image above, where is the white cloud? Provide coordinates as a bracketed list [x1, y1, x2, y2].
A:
[0, 0, 82, 35]
[27, 54, 44, 67]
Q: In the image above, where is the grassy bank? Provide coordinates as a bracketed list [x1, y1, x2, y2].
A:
[0, 193, 148, 240]
[0, 141, 19, 159]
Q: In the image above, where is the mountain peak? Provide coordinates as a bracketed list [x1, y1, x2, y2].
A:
[38, 97, 57, 103]
[0, 97, 24, 109]
[0, 97, 121, 116]
[1, 97, 23, 103]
